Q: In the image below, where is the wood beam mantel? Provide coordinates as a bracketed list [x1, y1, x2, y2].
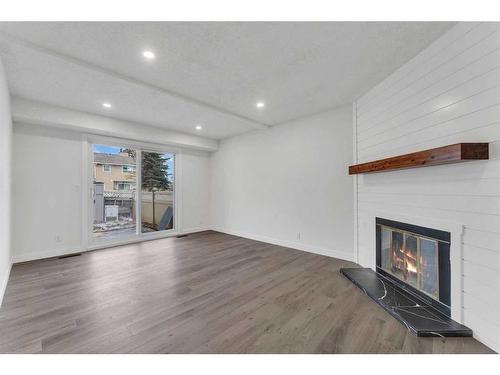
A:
[349, 143, 489, 175]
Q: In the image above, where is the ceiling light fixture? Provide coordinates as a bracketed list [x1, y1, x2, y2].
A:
[142, 50, 156, 60]
[102, 102, 112, 109]
[256, 101, 265, 109]
[195, 125, 203, 131]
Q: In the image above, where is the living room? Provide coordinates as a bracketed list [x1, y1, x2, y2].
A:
[0, 0, 498, 372]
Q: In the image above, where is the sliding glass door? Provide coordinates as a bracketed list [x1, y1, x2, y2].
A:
[141, 151, 175, 233]
[90, 141, 175, 245]
[92, 144, 137, 242]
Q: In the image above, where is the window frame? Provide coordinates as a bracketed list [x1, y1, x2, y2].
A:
[114, 181, 135, 191]
[122, 165, 135, 173]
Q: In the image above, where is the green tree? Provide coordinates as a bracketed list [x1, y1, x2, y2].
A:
[119, 148, 136, 158]
[142, 152, 171, 191]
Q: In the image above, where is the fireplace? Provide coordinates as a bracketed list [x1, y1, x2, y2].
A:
[376, 217, 451, 317]
[340, 216, 472, 337]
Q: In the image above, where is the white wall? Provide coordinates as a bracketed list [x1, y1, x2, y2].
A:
[0, 57, 12, 306]
[12, 124, 84, 261]
[211, 106, 354, 261]
[354, 22, 500, 351]
[12, 122, 212, 262]
[180, 149, 211, 232]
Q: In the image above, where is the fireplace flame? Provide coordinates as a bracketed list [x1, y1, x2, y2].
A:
[403, 248, 416, 261]
[406, 261, 417, 273]
[401, 246, 418, 274]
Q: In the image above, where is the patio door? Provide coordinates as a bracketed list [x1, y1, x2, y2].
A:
[140, 151, 175, 234]
[90, 141, 175, 245]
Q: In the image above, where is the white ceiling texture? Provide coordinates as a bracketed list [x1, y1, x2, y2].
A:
[0, 22, 454, 139]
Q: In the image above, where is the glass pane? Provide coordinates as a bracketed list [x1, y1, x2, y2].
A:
[420, 238, 439, 299]
[92, 144, 137, 241]
[381, 227, 391, 269]
[141, 151, 174, 233]
[404, 234, 418, 288]
[390, 230, 405, 278]
[379, 224, 444, 303]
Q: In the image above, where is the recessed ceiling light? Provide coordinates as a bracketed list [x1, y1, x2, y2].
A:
[256, 101, 265, 109]
[142, 50, 156, 60]
[195, 125, 203, 131]
[102, 102, 112, 109]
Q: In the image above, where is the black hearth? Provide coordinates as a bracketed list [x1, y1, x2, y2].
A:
[341, 217, 472, 337]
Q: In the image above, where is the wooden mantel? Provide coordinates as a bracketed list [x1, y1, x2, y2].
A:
[349, 143, 489, 175]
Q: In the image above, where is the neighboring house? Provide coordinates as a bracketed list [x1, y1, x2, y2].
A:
[93, 152, 137, 224]
[93, 152, 136, 191]
[92, 152, 172, 228]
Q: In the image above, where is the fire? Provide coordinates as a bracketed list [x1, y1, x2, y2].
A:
[403, 249, 416, 261]
[402, 247, 418, 273]
[406, 261, 417, 273]
[391, 245, 418, 275]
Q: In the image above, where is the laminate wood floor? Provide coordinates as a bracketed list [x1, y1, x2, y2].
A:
[0, 231, 494, 353]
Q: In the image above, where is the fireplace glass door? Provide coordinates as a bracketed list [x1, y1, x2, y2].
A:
[380, 226, 439, 300]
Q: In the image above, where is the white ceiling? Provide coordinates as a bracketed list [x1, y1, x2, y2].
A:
[0, 22, 454, 139]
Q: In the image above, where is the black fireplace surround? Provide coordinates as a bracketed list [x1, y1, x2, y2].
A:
[340, 217, 473, 337]
[375, 217, 451, 317]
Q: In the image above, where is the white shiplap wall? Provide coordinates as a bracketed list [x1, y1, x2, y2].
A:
[354, 22, 500, 352]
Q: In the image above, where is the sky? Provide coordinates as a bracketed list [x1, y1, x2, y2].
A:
[93, 144, 174, 178]
[93, 144, 120, 154]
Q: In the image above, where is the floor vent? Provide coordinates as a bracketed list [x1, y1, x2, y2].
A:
[58, 253, 82, 259]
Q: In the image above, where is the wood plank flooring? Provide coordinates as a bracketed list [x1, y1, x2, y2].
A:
[0, 231, 494, 353]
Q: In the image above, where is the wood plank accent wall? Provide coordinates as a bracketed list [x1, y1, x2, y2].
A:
[354, 22, 500, 352]
[349, 143, 489, 174]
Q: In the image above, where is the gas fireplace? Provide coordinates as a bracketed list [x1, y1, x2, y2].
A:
[376, 217, 451, 316]
[340, 217, 472, 337]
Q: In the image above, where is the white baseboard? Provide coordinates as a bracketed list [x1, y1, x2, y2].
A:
[12, 246, 86, 264]
[12, 226, 213, 264]
[179, 226, 212, 235]
[212, 227, 355, 263]
[0, 257, 13, 308]
[12, 226, 354, 265]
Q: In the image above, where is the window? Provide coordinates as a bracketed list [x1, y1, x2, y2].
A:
[92, 144, 137, 242]
[141, 151, 175, 233]
[91, 142, 175, 244]
[114, 181, 135, 190]
[122, 165, 135, 173]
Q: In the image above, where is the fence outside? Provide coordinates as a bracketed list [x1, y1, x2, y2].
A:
[93, 183, 173, 227]
[140, 191, 173, 226]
